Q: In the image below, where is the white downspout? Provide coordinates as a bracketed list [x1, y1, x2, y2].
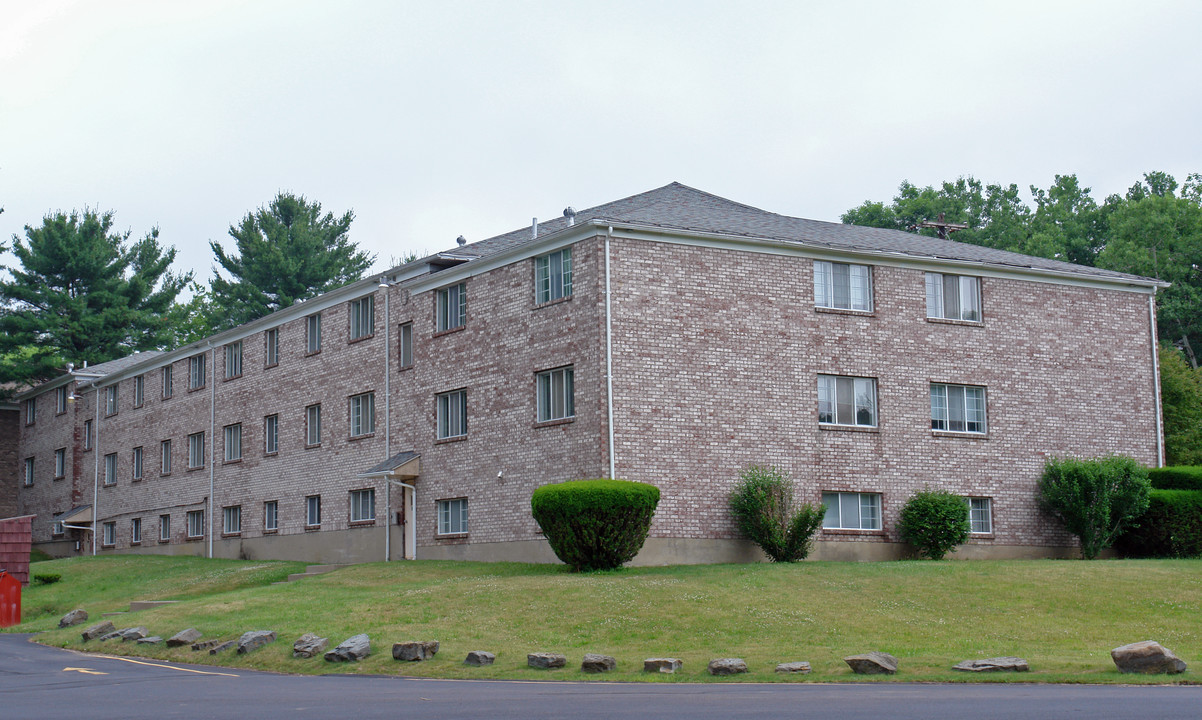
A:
[208, 343, 216, 559]
[388, 478, 416, 560]
[91, 386, 100, 556]
[1149, 290, 1164, 467]
[605, 226, 616, 480]
[382, 283, 392, 562]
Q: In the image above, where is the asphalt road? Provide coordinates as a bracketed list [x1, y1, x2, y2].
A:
[1, 634, 1199, 720]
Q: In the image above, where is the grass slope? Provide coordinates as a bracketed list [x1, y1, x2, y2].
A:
[11, 556, 1202, 683]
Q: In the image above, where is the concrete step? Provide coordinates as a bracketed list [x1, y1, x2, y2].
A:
[130, 600, 179, 612]
[305, 564, 349, 574]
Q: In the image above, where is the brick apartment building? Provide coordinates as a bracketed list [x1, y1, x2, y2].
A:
[9, 183, 1166, 564]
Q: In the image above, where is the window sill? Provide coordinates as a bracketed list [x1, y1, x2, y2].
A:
[265, 362, 279, 370]
[399, 364, 414, 372]
[186, 465, 205, 472]
[133, 404, 144, 410]
[187, 386, 206, 394]
[160, 472, 172, 478]
[162, 394, 173, 402]
[349, 519, 376, 528]
[101, 544, 115, 549]
[822, 528, 887, 537]
[103, 482, 116, 488]
[263, 529, 278, 535]
[185, 535, 203, 542]
[434, 435, 467, 445]
[818, 423, 879, 433]
[931, 430, 988, 440]
[436, 532, 469, 540]
[815, 306, 874, 317]
[223, 374, 242, 382]
[223, 458, 242, 465]
[433, 325, 465, 339]
[348, 433, 376, 442]
[53, 475, 65, 481]
[305, 349, 322, 357]
[305, 443, 322, 450]
[264, 451, 279, 458]
[104, 412, 117, 418]
[533, 295, 572, 310]
[304, 525, 322, 532]
[130, 541, 141, 546]
[967, 533, 995, 540]
[221, 532, 241, 538]
[534, 417, 575, 429]
[926, 317, 983, 327]
[132, 477, 143, 483]
[56, 411, 67, 417]
[348, 333, 375, 345]
[158, 538, 171, 544]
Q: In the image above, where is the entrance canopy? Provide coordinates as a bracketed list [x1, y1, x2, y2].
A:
[358, 451, 420, 480]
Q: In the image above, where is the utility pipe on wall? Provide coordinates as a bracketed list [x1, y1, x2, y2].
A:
[208, 343, 215, 559]
[1149, 290, 1164, 468]
[605, 226, 616, 480]
[91, 386, 100, 556]
[381, 281, 392, 562]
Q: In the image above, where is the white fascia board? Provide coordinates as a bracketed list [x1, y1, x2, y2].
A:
[13, 371, 101, 402]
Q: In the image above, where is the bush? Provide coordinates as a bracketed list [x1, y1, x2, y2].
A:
[897, 489, 970, 560]
[729, 466, 824, 562]
[33, 573, 61, 585]
[1115, 489, 1202, 558]
[1148, 466, 1202, 491]
[530, 479, 659, 572]
[1037, 456, 1151, 559]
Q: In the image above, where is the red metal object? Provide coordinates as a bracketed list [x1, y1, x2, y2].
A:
[0, 515, 34, 586]
[0, 571, 19, 627]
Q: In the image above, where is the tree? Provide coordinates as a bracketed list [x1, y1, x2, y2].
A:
[208, 193, 374, 331]
[1158, 344, 1202, 466]
[0, 209, 190, 387]
[729, 465, 825, 562]
[164, 281, 221, 348]
[1037, 456, 1151, 560]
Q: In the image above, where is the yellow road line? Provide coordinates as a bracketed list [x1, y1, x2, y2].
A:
[63, 667, 107, 675]
[95, 655, 240, 677]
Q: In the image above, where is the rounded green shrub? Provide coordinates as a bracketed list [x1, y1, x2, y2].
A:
[1038, 455, 1151, 560]
[729, 465, 824, 562]
[1115, 489, 1202, 558]
[897, 489, 970, 560]
[530, 479, 659, 572]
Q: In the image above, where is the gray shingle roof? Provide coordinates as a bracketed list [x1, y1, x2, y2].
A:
[455, 182, 1158, 286]
[78, 351, 165, 378]
[359, 451, 420, 477]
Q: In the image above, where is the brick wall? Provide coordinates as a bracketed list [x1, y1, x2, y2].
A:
[15, 384, 81, 543]
[0, 408, 17, 519]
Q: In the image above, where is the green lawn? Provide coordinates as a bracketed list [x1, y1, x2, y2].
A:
[10, 555, 1202, 683]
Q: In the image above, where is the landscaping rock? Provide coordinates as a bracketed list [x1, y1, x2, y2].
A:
[237, 630, 277, 655]
[209, 640, 238, 654]
[582, 654, 617, 673]
[81, 621, 116, 642]
[293, 633, 328, 659]
[707, 658, 749, 676]
[464, 650, 495, 666]
[325, 634, 371, 662]
[776, 661, 812, 674]
[119, 627, 149, 642]
[59, 609, 88, 628]
[98, 631, 123, 642]
[191, 639, 223, 652]
[392, 640, 439, 662]
[644, 658, 683, 674]
[844, 652, 899, 675]
[953, 657, 1029, 673]
[528, 652, 567, 669]
[1111, 641, 1188, 674]
[167, 628, 203, 647]
[136, 636, 163, 645]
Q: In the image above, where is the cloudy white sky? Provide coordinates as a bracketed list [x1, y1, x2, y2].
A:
[2, 0, 1200, 284]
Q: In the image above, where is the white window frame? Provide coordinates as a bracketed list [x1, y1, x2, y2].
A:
[53, 521, 65, 536]
[102, 521, 116, 547]
[23, 457, 34, 487]
[307, 313, 322, 353]
[84, 419, 94, 450]
[306, 404, 322, 446]
[817, 375, 877, 427]
[105, 385, 118, 416]
[349, 392, 376, 438]
[186, 510, 204, 538]
[968, 497, 993, 534]
[930, 383, 987, 434]
[350, 296, 375, 340]
[437, 390, 467, 439]
[189, 354, 206, 389]
[163, 365, 174, 398]
[159, 514, 171, 542]
[398, 322, 414, 369]
[822, 491, 882, 530]
[25, 397, 36, 424]
[160, 439, 172, 475]
[103, 453, 117, 486]
[814, 260, 873, 312]
[133, 375, 145, 407]
[926, 272, 982, 322]
[54, 448, 66, 479]
[188, 431, 205, 469]
[438, 498, 468, 535]
[132, 446, 143, 480]
[224, 341, 242, 379]
[536, 366, 575, 422]
[131, 517, 142, 544]
[223, 423, 242, 462]
[264, 414, 279, 454]
[264, 501, 278, 532]
[535, 247, 573, 304]
[306, 495, 321, 527]
[223, 505, 242, 535]
[56, 385, 68, 413]
[436, 282, 466, 332]
[350, 489, 375, 523]
[265, 327, 280, 367]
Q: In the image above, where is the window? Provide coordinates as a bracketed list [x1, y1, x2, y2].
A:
[188, 431, 205, 469]
[536, 366, 575, 422]
[814, 260, 872, 312]
[822, 492, 882, 530]
[163, 365, 174, 399]
[535, 247, 573, 304]
[350, 489, 375, 522]
[436, 282, 467, 332]
[399, 322, 414, 369]
[133, 375, 145, 407]
[54, 448, 66, 479]
[160, 439, 172, 475]
[264, 501, 278, 532]
[189, 354, 206, 389]
[968, 497, 993, 534]
[306, 404, 322, 446]
[105, 385, 118, 416]
[23, 458, 34, 487]
[53, 521, 65, 536]
[437, 390, 467, 439]
[307, 313, 322, 354]
[56, 386, 68, 414]
[102, 521, 116, 547]
[103, 453, 117, 486]
[926, 272, 981, 322]
[264, 414, 279, 454]
[265, 328, 280, 367]
[159, 514, 171, 542]
[25, 397, 36, 425]
[306, 495, 321, 527]
[930, 383, 987, 434]
[223, 506, 242, 535]
[131, 518, 142, 544]
[187, 510, 204, 538]
[223, 424, 242, 462]
[349, 392, 375, 438]
[132, 446, 144, 480]
[817, 375, 877, 427]
[350, 296, 375, 340]
[84, 419, 94, 450]
[438, 498, 468, 535]
[224, 341, 242, 379]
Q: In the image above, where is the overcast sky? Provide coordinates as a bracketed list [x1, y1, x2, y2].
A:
[3, 0, 1200, 285]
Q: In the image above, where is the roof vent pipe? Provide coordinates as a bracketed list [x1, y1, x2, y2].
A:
[563, 207, 576, 226]
[456, 235, 466, 246]
[531, 218, 538, 240]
